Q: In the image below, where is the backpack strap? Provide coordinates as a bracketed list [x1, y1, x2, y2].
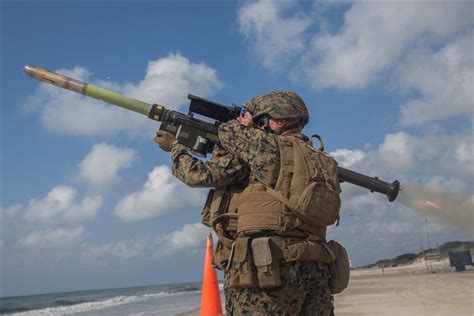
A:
[275, 137, 294, 197]
[262, 184, 309, 227]
[264, 184, 293, 209]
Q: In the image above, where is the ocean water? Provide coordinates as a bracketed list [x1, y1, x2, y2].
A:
[0, 282, 224, 315]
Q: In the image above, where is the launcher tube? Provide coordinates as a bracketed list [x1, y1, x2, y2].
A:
[24, 65, 155, 117]
[25, 65, 401, 201]
[338, 166, 400, 202]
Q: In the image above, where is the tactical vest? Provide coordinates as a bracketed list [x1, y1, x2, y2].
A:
[203, 134, 341, 244]
[236, 135, 341, 239]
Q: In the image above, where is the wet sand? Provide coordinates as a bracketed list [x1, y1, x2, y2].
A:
[178, 260, 474, 315]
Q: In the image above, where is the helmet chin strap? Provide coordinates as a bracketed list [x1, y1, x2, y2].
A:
[254, 116, 302, 134]
[278, 121, 302, 135]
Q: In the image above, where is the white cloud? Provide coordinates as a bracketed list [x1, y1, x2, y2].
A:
[334, 128, 474, 187]
[237, 2, 473, 91]
[331, 131, 417, 178]
[330, 148, 365, 169]
[22, 185, 102, 225]
[24, 54, 224, 137]
[454, 137, 474, 176]
[299, 2, 473, 90]
[113, 166, 206, 222]
[162, 222, 210, 253]
[19, 227, 84, 249]
[78, 143, 137, 193]
[396, 32, 474, 125]
[5, 204, 22, 217]
[238, 0, 312, 70]
[81, 241, 142, 265]
[127, 53, 224, 107]
[377, 132, 416, 173]
[80, 222, 210, 266]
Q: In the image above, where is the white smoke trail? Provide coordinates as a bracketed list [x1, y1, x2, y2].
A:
[398, 184, 474, 233]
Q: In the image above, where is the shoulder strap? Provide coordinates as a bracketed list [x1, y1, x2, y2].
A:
[263, 184, 293, 208]
[262, 184, 303, 225]
[275, 137, 294, 196]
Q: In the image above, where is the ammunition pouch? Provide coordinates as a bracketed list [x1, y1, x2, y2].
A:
[228, 237, 257, 288]
[227, 236, 339, 289]
[251, 237, 281, 288]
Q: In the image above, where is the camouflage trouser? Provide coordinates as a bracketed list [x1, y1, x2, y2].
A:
[224, 260, 334, 316]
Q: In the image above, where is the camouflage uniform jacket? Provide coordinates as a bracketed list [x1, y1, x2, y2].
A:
[170, 143, 249, 190]
[218, 120, 309, 188]
[218, 120, 334, 316]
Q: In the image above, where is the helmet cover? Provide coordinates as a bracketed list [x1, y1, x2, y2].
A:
[243, 90, 309, 126]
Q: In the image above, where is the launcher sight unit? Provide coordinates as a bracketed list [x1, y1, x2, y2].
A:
[24, 65, 400, 202]
[155, 94, 241, 156]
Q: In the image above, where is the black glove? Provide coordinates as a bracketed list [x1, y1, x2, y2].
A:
[154, 130, 178, 152]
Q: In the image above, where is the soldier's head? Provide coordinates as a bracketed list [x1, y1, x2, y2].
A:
[243, 90, 309, 135]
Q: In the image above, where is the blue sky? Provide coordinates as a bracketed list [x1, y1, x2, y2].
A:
[1, 1, 473, 297]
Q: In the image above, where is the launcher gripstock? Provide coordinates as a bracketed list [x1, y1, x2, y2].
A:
[156, 94, 241, 156]
[24, 65, 400, 201]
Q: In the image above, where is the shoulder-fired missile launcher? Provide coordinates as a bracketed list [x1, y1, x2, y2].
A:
[24, 65, 400, 202]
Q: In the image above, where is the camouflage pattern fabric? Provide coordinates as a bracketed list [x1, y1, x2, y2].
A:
[224, 261, 334, 316]
[243, 90, 309, 126]
[169, 91, 334, 315]
[218, 120, 280, 187]
[170, 143, 249, 189]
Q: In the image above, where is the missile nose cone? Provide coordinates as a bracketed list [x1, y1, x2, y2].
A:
[24, 65, 35, 77]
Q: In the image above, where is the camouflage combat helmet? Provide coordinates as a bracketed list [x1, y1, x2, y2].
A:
[243, 90, 309, 126]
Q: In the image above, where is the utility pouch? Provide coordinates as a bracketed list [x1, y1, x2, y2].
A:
[229, 237, 257, 288]
[283, 240, 334, 264]
[251, 237, 281, 288]
[295, 181, 341, 227]
[202, 189, 231, 227]
[212, 214, 238, 249]
[213, 240, 231, 271]
[323, 240, 350, 294]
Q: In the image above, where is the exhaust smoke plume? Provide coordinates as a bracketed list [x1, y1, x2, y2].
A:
[398, 184, 473, 233]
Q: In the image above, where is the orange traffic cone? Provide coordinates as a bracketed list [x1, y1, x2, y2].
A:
[200, 233, 223, 316]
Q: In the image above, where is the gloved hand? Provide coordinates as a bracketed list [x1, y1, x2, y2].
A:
[154, 130, 178, 152]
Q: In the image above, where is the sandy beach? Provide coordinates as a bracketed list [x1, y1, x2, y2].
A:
[179, 260, 474, 315]
[335, 260, 474, 315]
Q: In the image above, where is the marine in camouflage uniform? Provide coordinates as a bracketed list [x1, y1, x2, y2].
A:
[156, 90, 334, 315]
[171, 143, 249, 190]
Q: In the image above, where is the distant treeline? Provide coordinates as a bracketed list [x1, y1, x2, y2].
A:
[361, 241, 474, 269]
